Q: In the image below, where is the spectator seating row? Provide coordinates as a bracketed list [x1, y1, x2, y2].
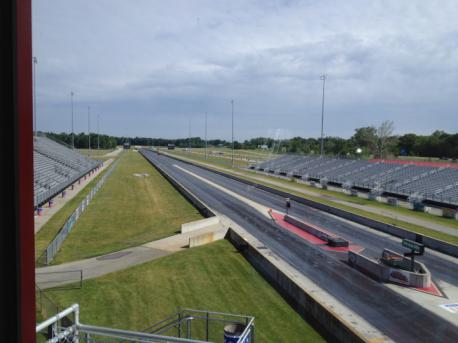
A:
[250, 155, 458, 205]
[34, 136, 100, 207]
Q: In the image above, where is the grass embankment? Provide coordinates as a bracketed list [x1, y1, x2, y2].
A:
[51, 150, 202, 264]
[35, 165, 112, 262]
[163, 150, 458, 245]
[47, 240, 324, 342]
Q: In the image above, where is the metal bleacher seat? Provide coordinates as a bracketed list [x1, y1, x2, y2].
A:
[34, 136, 100, 207]
[251, 154, 458, 205]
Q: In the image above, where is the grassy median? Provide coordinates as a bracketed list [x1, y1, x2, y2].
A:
[46, 240, 325, 342]
[51, 150, 202, 264]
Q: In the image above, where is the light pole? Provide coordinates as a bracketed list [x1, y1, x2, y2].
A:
[205, 112, 208, 160]
[33, 56, 37, 137]
[320, 74, 327, 157]
[71, 91, 74, 149]
[97, 113, 100, 150]
[231, 99, 234, 168]
[88, 106, 91, 156]
[188, 117, 191, 151]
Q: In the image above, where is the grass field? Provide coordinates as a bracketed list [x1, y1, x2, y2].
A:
[51, 150, 202, 264]
[35, 165, 112, 262]
[162, 150, 458, 245]
[45, 240, 324, 342]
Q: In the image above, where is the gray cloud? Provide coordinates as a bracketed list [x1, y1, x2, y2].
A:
[33, 0, 458, 140]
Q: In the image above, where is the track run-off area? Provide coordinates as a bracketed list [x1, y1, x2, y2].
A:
[141, 149, 458, 343]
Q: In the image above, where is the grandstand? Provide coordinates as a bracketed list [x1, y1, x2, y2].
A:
[34, 136, 101, 207]
[250, 155, 458, 206]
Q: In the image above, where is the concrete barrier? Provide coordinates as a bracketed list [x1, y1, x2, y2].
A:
[156, 152, 458, 258]
[189, 228, 227, 248]
[348, 251, 386, 281]
[181, 217, 221, 233]
[348, 249, 431, 288]
[284, 215, 349, 247]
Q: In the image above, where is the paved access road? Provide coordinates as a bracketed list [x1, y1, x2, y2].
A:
[141, 150, 458, 343]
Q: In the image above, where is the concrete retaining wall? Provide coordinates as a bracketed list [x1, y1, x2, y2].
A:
[181, 217, 220, 233]
[189, 229, 227, 248]
[157, 152, 458, 258]
[348, 251, 386, 281]
[227, 229, 366, 343]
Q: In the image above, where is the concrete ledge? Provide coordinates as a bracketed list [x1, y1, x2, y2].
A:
[181, 217, 221, 233]
[189, 228, 227, 248]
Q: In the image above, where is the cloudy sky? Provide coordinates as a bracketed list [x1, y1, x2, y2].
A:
[33, 0, 458, 140]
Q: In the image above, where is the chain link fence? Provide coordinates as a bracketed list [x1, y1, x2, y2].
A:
[37, 159, 120, 265]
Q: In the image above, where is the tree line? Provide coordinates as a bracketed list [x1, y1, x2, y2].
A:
[45, 124, 458, 159]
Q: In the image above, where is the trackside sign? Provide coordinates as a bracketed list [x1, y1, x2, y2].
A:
[402, 239, 424, 254]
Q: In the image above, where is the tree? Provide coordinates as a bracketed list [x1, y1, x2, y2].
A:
[376, 120, 395, 159]
[350, 126, 377, 156]
[397, 133, 417, 156]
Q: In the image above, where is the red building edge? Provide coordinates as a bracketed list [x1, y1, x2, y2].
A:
[18, 0, 36, 341]
[2, 0, 35, 341]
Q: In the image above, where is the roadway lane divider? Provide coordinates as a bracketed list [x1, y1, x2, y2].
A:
[157, 150, 458, 258]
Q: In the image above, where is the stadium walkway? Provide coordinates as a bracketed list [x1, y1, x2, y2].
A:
[164, 152, 458, 238]
[34, 158, 114, 234]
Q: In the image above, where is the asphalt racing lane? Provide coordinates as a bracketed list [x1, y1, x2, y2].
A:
[142, 151, 458, 343]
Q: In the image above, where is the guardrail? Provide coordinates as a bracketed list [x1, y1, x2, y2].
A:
[37, 159, 120, 265]
[36, 305, 254, 343]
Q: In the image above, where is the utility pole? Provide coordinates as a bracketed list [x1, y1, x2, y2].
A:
[188, 117, 191, 151]
[320, 74, 327, 157]
[71, 91, 74, 149]
[205, 112, 208, 160]
[88, 106, 91, 157]
[97, 113, 100, 150]
[231, 99, 234, 168]
[33, 56, 37, 137]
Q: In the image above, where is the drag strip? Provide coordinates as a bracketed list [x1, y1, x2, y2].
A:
[141, 150, 458, 343]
